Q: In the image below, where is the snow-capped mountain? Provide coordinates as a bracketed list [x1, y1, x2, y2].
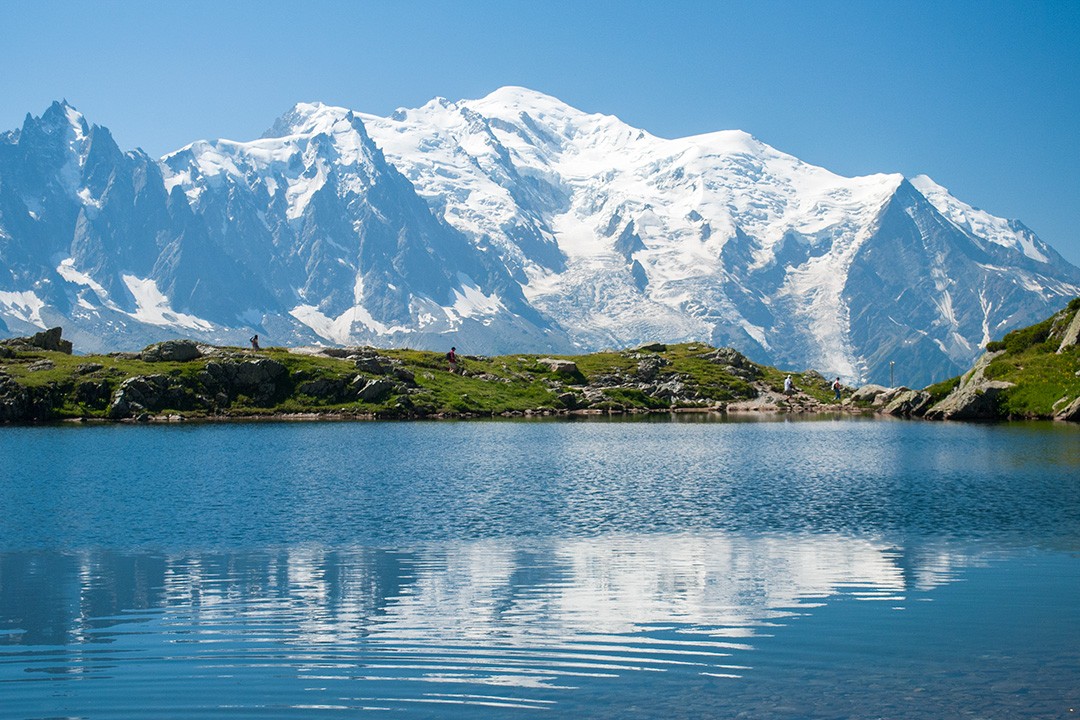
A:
[1, 91, 1078, 386]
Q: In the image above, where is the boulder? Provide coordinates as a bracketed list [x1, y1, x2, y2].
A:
[637, 342, 668, 353]
[27, 359, 55, 372]
[141, 339, 202, 363]
[880, 389, 933, 417]
[851, 384, 890, 403]
[538, 358, 579, 375]
[707, 347, 761, 379]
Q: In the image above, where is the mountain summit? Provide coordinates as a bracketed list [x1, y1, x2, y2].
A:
[1, 90, 1077, 385]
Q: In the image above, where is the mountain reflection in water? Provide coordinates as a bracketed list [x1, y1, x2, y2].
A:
[3, 533, 1053, 718]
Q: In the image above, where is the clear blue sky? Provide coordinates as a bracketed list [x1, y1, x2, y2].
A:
[3, 0, 1078, 264]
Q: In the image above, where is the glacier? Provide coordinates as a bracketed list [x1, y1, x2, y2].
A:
[1, 90, 1077, 387]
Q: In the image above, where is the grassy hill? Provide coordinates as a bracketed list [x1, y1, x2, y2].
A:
[917, 297, 1080, 421]
[0, 335, 844, 423]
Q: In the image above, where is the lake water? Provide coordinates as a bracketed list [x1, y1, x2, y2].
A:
[1, 416, 1078, 719]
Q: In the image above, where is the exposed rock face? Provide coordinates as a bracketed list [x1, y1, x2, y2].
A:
[1054, 395, 1080, 422]
[141, 339, 202, 363]
[0, 374, 30, 422]
[924, 351, 1012, 421]
[923, 381, 1013, 420]
[200, 358, 290, 406]
[106, 375, 199, 419]
[1058, 309, 1080, 353]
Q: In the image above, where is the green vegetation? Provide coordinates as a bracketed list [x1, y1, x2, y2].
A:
[0, 338, 853, 424]
[970, 298, 1080, 418]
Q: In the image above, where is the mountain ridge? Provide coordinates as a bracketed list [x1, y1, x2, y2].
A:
[1, 90, 1078, 386]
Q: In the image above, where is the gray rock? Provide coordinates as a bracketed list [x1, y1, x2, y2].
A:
[1058, 308, 1080, 353]
[1054, 395, 1080, 422]
[0, 374, 29, 422]
[392, 366, 416, 385]
[297, 378, 348, 401]
[356, 377, 397, 403]
[75, 379, 111, 408]
[924, 380, 1013, 420]
[851, 384, 890, 403]
[199, 358, 289, 405]
[75, 363, 104, 375]
[106, 374, 198, 419]
[635, 355, 668, 382]
[880, 389, 932, 417]
[141, 339, 202, 363]
[354, 355, 391, 375]
[924, 349, 1012, 420]
[27, 359, 55, 372]
[538, 358, 579, 375]
[23, 327, 73, 354]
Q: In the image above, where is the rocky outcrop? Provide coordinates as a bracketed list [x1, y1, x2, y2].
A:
[106, 375, 201, 419]
[0, 327, 73, 354]
[0, 373, 30, 422]
[880, 389, 933, 417]
[1054, 395, 1080, 422]
[199, 358, 290, 406]
[851, 384, 889, 403]
[141, 339, 202, 363]
[1058, 309, 1080, 353]
[923, 351, 1012, 421]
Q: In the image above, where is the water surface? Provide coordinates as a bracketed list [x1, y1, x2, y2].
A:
[1, 417, 1078, 718]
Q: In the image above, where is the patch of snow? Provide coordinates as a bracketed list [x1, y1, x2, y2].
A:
[0, 290, 47, 328]
[121, 274, 215, 331]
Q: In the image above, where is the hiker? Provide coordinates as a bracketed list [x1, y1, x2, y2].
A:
[783, 375, 794, 398]
[833, 377, 842, 401]
[250, 334, 260, 351]
[446, 346, 457, 374]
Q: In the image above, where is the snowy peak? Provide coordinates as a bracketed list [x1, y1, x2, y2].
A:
[1, 93, 1078, 388]
[909, 174, 1053, 264]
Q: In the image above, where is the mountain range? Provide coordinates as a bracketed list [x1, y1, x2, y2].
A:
[1, 88, 1077, 386]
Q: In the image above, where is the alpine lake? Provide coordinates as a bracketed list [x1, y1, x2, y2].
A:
[1, 414, 1078, 719]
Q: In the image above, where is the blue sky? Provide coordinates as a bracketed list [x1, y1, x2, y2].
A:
[3, 0, 1078, 264]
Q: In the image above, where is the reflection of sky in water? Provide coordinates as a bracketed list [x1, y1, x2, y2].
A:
[1, 418, 1079, 717]
[5, 534, 1075, 718]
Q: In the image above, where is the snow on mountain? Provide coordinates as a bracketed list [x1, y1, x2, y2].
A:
[1, 92, 1078, 386]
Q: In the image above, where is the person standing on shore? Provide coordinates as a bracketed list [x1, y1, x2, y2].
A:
[833, 377, 842, 401]
[250, 334, 260, 351]
[447, 346, 457, 374]
[784, 375, 794, 399]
